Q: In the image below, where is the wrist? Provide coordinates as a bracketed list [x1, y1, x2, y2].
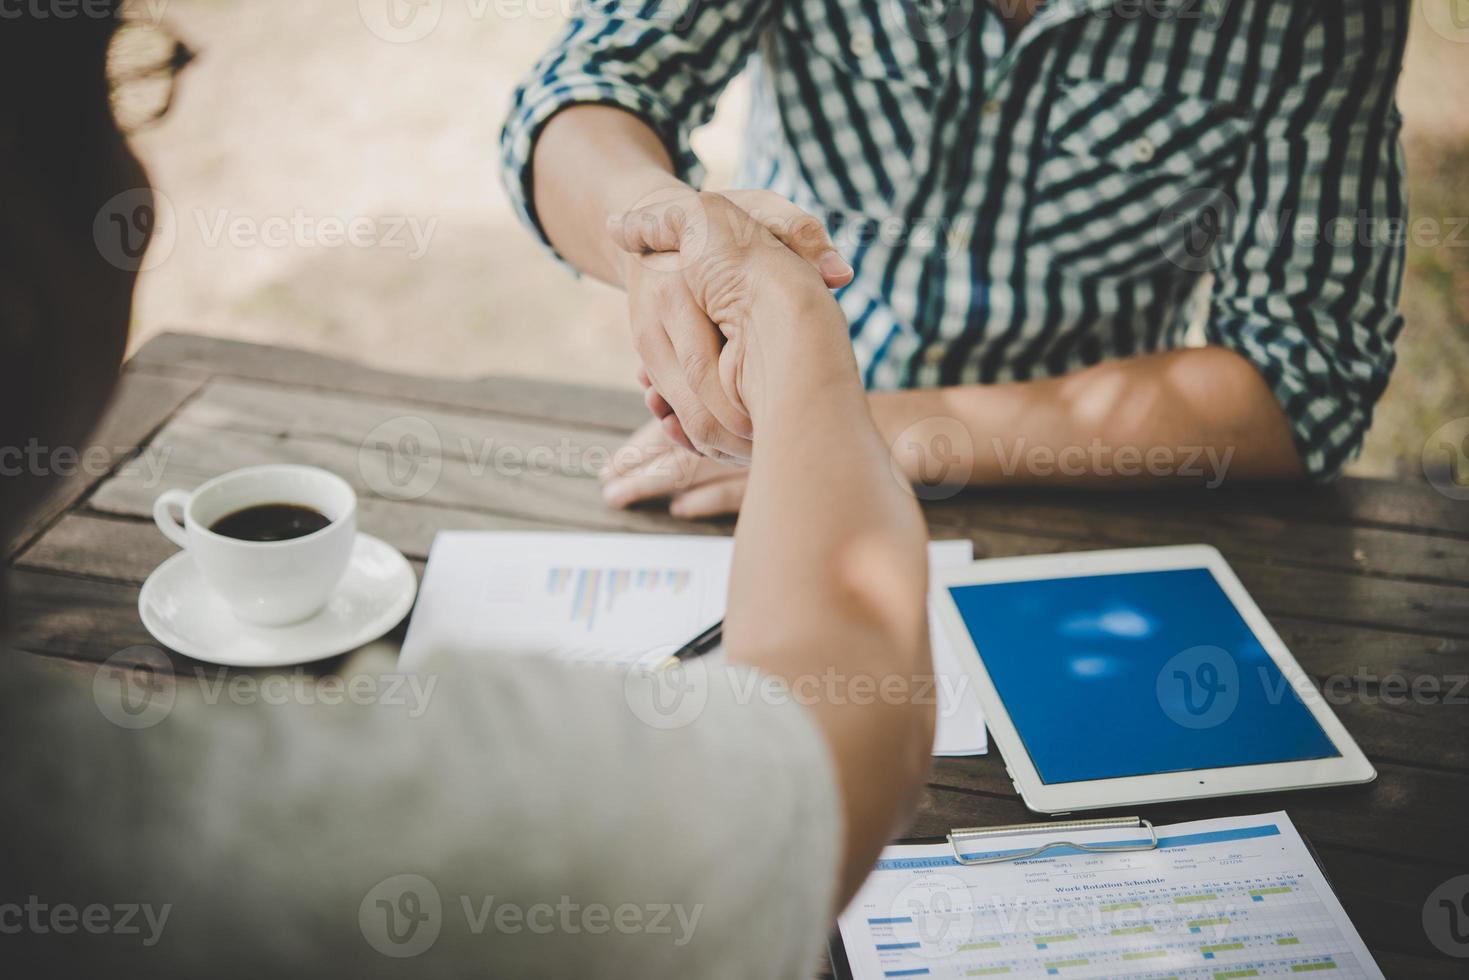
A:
[741, 290, 864, 424]
[601, 171, 692, 287]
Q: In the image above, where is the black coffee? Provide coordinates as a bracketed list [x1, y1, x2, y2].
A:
[209, 503, 331, 542]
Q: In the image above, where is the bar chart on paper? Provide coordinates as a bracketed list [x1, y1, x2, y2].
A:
[835, 814, 1382, 980]
[397, 532, 735, 669]
[546, 565, 694, 631]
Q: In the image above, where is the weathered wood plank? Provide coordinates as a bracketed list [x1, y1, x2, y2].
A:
[3, 568, 158, 664]
[171, 376, 612, 451]
[928, 478, 1469, 541]
[1369, 951, 1468, 980]
[3, 371, 203, 562]
[88, 416, 726, 538]
[17, 506, 566, 584]
[927, 490, 1469, 585]
[15, 514, 183, 583]
[126, 331, 648, 432]
[1310, 845, 1465, 965]
[1269, 620, 1468, 690]
[930, 523, 1469, 638]
[1291, 479, 1469, 539]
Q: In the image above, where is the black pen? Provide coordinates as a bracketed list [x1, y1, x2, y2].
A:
[657, 618, 724, 670]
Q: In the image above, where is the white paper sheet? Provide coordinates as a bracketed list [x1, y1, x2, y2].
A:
[398, 531, 986, 755]
[836, 811, 1382, 979]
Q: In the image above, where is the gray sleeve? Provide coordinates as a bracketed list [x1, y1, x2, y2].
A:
[0, 646, 840, 980]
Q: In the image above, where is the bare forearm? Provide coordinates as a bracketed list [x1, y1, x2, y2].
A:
[531, 105, 687, 285]
[875, 346, 1305, 489]
[730, 350, 929, 681]
[723, 297, 932, 906]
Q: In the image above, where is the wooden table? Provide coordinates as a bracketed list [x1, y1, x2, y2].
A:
[6, 333, 1467, 976]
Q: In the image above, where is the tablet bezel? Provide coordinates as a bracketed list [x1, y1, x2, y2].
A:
[932, 544, 1376, 814]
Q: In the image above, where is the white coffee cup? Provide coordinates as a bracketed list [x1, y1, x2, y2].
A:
[153, 464, 358, 626]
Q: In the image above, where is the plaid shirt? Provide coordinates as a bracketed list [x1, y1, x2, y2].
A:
[501, 0, 1408, 478]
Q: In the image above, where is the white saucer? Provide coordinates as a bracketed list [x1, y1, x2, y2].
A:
[138, 533, 418, 667]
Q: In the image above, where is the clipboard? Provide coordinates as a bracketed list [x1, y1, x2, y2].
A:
[826, 814, 1372, 980]
[828, 817, 1157, 980]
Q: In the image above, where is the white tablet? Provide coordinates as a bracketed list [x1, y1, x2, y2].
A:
[933, 545, 1375, 814]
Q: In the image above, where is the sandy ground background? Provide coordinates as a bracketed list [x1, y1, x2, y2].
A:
[122, 0, 1468, 480]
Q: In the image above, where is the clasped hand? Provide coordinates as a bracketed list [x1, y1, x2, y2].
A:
[611, 188, 851, 460]
[601, 189, 851, 516]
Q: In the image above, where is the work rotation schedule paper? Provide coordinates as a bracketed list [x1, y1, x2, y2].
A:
[836, 812, 1380, 980]
[398, 532, 985, 755]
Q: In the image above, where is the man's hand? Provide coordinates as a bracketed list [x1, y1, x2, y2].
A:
[601, 416, 750, 519]
[611, 188, 852, 462]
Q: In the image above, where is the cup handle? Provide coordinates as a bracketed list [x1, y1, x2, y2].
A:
[153, 488, 192, 548]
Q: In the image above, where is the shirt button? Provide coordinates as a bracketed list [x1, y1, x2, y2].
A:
[849, 32, 876, 58]
[924, 345, 947, 366]
[1132, 137, 1157, 164]
[982, 99, 1002, 117]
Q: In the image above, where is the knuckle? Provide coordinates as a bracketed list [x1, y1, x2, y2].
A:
[625, 208, 658, 245]
[699, 259, 754, 326]
[631, 328, 657, 359]
[677, 346, 714, 385]
[648, 272, 680, 305]
[788, 214, 827, 249]
[681, 409, 723, 452]
[657, 207, 682, 243]
[645, 453, 678, 483]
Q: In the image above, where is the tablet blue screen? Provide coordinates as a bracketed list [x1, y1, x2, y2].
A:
[947, 568, 1339, 784]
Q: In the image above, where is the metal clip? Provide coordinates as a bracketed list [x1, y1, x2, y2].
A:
[948, 816, 1158, 866]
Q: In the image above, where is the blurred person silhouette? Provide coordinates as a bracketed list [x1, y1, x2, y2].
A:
[0, 7, 934, 977]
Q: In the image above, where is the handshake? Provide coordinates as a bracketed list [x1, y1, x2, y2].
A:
[607, 189, 859, 465]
